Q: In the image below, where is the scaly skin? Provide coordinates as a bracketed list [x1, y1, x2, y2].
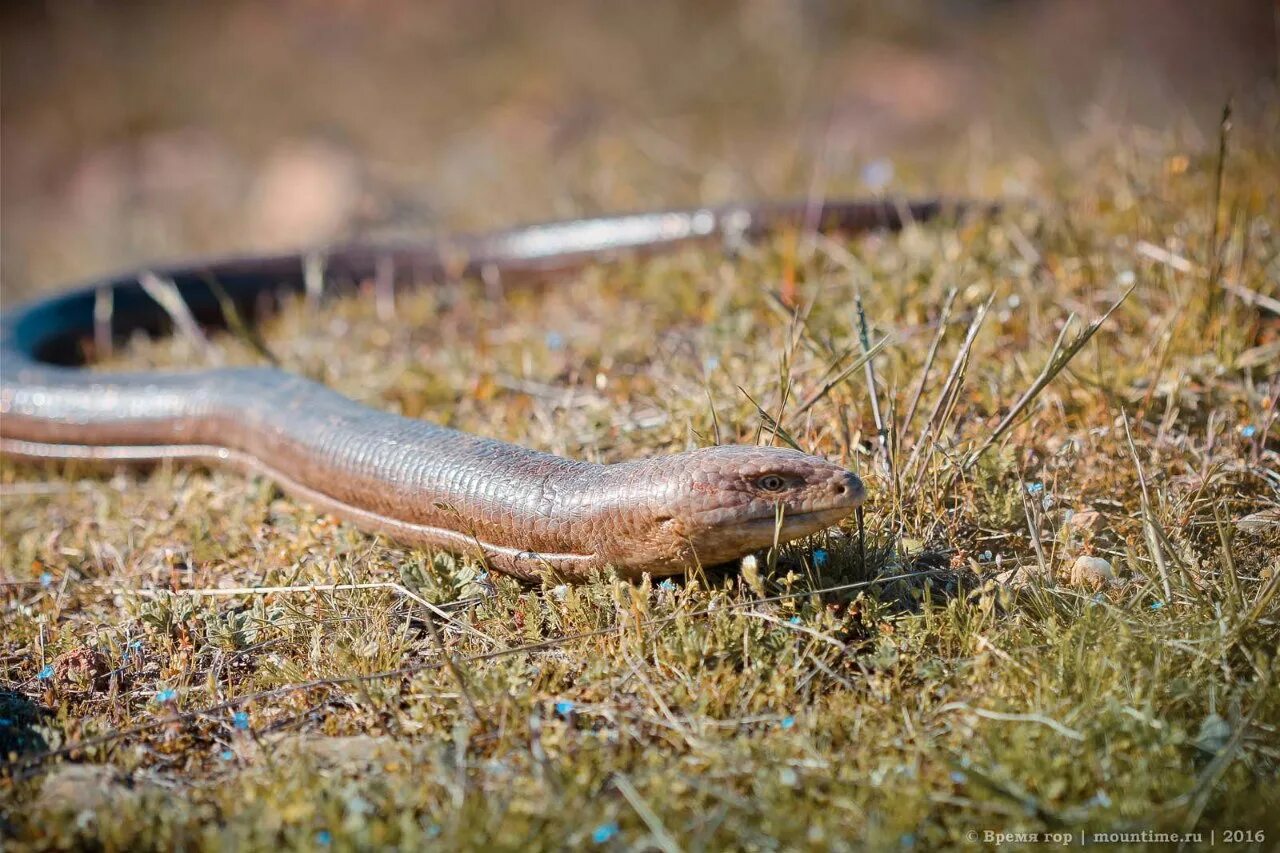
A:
[1, 200, 976, 580]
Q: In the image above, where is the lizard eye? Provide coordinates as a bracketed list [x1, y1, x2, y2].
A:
[756, 474, 787, 492]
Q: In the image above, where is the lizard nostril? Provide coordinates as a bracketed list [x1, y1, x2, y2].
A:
[835, 474, 863, 502]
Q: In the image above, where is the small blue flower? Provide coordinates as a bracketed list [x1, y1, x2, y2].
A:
[37, 665, 54, 680]
[316, 830, 332, 846]
[220, 749, 234, 761]
[950, 770, 967, 784]
[1150, 600, 1165, 610]
[155, 688, 177, 703]
[1241, 425, 1257, 438]
[233, 711, 250, 730]
[789, 616, 801, 625]
[554, 700, 575, 716]
[780, 716, 795, 729]
[545, 331, 565, 351]
[658, 578, 676, 591]
[703, 356, 720, 372]
[592, 823, 619, 844]
[1025, 482, 1044, 495]
[39, 572, 54, 587]
[813, 549, 829, 568]
[900, 833, 916, 848]
[425, 824, 442, 838]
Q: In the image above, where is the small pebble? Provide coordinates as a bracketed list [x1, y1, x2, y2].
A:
[1066, 509, 1104, 532]
[1067, 555, 1116, 590]
[994, 566, 1034, 589]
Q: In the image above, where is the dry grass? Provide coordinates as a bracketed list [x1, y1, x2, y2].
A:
[2, 118, 1278, 849]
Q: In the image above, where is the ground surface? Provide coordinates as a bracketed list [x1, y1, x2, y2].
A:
[2, 3, 1279, 851]
[4, 126, 1279, 848]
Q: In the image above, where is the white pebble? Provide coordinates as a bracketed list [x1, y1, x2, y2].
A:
[1068, 555, 1116, 589]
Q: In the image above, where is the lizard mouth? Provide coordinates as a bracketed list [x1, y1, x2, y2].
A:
[718, 505, 857, 551]
[676, 505, 854, 571]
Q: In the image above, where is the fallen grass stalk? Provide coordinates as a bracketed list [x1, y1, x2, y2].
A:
[614, 773, 684, 853]
[936, 702, 1084, 742]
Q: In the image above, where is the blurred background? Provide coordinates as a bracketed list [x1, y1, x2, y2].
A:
[2, 0, 1275, 303]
